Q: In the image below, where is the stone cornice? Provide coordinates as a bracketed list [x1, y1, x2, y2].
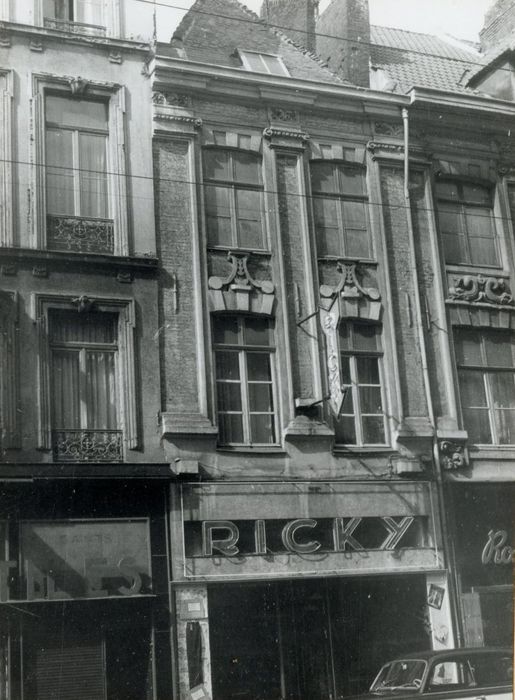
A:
[410, 86, 515, 118]
[0, 20, 150, 53]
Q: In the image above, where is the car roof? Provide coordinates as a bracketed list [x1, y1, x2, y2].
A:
[382, 648, 512, 664]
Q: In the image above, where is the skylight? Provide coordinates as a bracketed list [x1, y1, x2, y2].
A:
[238, 50, 290, 76]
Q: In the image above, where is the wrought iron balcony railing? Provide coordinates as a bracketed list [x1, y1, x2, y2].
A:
[47, 215, 114, 255]
[52, 430, 123, 462]
[43, 17, 107, 37]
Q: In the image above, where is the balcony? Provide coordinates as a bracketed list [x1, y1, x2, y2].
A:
[47, 215, 114, 255]
[52, 430, 123, 462]
[43, 17, 106, 37]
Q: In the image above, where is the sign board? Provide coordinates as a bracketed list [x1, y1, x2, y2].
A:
[179, 482, 443, 580]
[16, 519, 152, 601]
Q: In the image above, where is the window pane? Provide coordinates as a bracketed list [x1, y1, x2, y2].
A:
[52, 349, 81, 428]
[248, 384, 273, 412]
[352, 324, 379, 352]
[459, 370, 487, 407]
[46, 96, 108, 129]
[436, 181, 459, 200]
[217, 382, 242, 412]
[463, 407, 492, 444]
[484, 333, 515, 368]
[463, 183, 491, 205]
[314, 197, 340, 256]
[213, 317, 239, 345]
[362, 415, 385, 444]
[79, 133, 108, 218]
[233, 153, 260, 185]
[44, 0, 69, 19]
[247, 353, 271, 381]
[244, 318, 271, 346]
[341, 385, 354, 413]
[356, 357, 380, 384]
[76, 0, 104, 25]
[490, 373, 515, 408]
[204, 151, 230, 181]
[46, 128, 75, 215]
[311, 164, 336, 193]
[250, 414, 275, 443]
[86, 351, 117, 429]
[465, 208, 498, 266]
[340, 355, 351, 383]
[495, 409, 515, 444]
[343, 201, 370, 258]
[243, 52, 265, 72]
[215, 351, 240, 380]
[442, 232, 465, 264]
[205, 185, 232, 246]
[359, 386, 383, 413]
[50, 310, 117, 343]
[262, 54, 287, 75]
[339, 324, 351, 352]
[454, 329, 482, 366]
[338, 167, 365, 196]
[236, 189, 264, 248]
[219, 413, 244, 444]
[335, 415, 356, 444]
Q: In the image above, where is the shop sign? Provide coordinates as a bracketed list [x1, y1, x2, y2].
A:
[201, 516, 416, 557]
[481, 529, 513, 565]
[1, 519, 152, 602]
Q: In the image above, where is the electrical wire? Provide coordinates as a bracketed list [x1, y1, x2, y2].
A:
[3, 156, 515, 227]
[134, 0, 515, 75]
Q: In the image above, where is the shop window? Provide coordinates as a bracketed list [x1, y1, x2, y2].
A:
[213, 315, 277, 446]
[42, 0, 106, 34]
[45, 94, 113, 254]
[335, 322, 387, 446]
[454, 327, 515, 445]
[238, 50, 289, 76]
[49, 309, 122, 461]
[204, 148, 266, 250]
[435, 180, 498, 266]
[311, 161, 371, 259]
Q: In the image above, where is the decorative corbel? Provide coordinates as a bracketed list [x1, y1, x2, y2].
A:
[320, 261, 381, 320]
[208, 252, 274, 315]
[68, 76, 89, 96]
[71, 295, 96, 313]
[447, 274, 514, 306]
[439, 440, 468, 471]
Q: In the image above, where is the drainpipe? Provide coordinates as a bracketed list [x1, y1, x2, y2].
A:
[401, 107, 462, 647]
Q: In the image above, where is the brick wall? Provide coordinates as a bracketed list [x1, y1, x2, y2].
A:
[480, 0, 515, 52]
[316, 0, 370, 87]
[261, 0, 319, 51]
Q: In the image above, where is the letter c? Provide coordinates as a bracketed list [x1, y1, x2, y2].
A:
[281, 519, 321, 554]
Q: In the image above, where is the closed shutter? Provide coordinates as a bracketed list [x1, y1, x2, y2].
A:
[461, 592, 484, 648]
[27, 635, 106, 700]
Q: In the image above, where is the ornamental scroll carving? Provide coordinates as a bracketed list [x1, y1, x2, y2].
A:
[208, 252, 275, 315]
[448, 275, 514, 306]
[319, 263, 381, 415]
[152, 91, 192, 108]
[439, 440, 467, 471]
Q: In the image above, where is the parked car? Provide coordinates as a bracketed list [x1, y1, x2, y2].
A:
[349, 648, 513, 700]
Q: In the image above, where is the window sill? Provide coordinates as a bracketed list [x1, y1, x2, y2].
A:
[216, 445, 286, 455]
[318, 256, 377, 266]
[445, 262, 506, 275]
[0, 246, 158, 273]
[333, 445, 394, 454]
[469, 446, 515, 460]
[207, 245, 271, 257]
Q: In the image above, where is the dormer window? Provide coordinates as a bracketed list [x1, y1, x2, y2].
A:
[238, 50, 290, 76]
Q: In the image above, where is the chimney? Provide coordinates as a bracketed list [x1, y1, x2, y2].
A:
[316, 0, 370, 87]
[480, 0, 515, 53]
[261, 0, 319, 52]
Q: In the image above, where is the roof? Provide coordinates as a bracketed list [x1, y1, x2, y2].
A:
[167, 0, 342, 85]
[370, 25, 481, 94]
[380, 647, 512, 663]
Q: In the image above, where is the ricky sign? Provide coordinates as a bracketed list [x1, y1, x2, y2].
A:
[201, 516, 415, 557]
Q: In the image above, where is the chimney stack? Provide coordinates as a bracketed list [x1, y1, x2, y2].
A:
[261, 0, 319, 53]
[479, 0, 515, 54]
[316, 0, 370, 87]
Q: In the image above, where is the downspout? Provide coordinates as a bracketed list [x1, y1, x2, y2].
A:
[401, 106, 463, 647]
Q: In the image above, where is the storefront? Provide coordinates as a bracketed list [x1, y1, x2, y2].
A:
[170, 480, 455, 700]
[449, 483, 514, 648]
[0, 479, 173, 700]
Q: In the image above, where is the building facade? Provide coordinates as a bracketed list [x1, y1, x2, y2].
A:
[150, 1, 515, 699]
[0, 2, 174, 698]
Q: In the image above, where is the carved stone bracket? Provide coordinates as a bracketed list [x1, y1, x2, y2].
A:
[71, 295, 96, 313]
[208, 252, 275, 315]
[448, 275, 514, 306]
[320, 262, 381, 321]
[68, 76, 89, 95]
[152, 91, 192, 108]
[263, 127, 309, 145]
[154, 113, 202, 128]
[367, 141, 404, 158]
[269, 108, 298, 123]
[439, 440, 468, 471]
